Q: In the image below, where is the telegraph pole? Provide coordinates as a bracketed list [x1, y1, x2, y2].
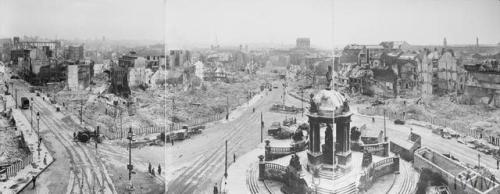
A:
[15, 88, 17, 108]
[260, 112, 263, 143]
[80, 100, 83, 124]
[224, 140, 228, 178]
[226, 96, 229, 120]
[300, 89, 304, 117]
[171, 98, 175, 145]
[384, 109, 387, 141]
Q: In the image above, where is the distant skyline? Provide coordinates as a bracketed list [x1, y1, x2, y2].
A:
[1, 0, 499, 49]
[0, 0, 165, 42]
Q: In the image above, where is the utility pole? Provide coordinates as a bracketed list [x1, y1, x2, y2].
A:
[224, 140, 228, 178]
[260, 112, 263, 143]
[478, 153, 481, 168]
[384, 110, 387, 142]
[171, 98, 175, 145]
[226, 95, 229, 120]
[300, 89, 304, 117]
[80, 100, 83, 125]
[15, 88, 17, 108]
[127, 127, 134, 191]
[30, 98, 33, 127]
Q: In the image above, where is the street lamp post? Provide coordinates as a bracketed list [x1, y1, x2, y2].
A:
[127, 127, 134, 191]
[80, 100, 83, 125]
[300, 89, 304, 117]
[30, 98, 33, 127]
[36, 112, 40, 139]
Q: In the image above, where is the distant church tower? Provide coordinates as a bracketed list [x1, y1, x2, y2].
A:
[443, 37, 447, 48]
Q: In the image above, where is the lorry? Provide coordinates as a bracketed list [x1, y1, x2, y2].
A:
[75, 127, 103, 143]
[20, 97, 29, 109]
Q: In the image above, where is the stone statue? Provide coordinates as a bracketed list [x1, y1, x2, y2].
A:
[289, 154, 301, 171]
[309, 93, 318, 113]
[362, 150, 373, 168]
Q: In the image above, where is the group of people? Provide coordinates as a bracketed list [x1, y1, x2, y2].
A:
[148, 163, 162, 177]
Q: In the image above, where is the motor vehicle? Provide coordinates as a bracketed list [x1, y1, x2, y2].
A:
[435, 185, 450, 194]
[268, 122, 281, 136]
[456, 138, 466, 144]
[20, 97, 29, 109]
[273, 85, 278, 89]
[75, 127, 103, 143]
[394, 119, 405, 125]
[442, 133, 452, 139]
[10, 75, 19, 79]
[371, 100, 384, 106]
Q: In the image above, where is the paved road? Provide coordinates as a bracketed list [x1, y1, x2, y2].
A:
[11, 79, 117, 194]
[166, 86, 305, 193]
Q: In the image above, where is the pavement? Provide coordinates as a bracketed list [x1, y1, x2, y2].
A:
[0, 94, 55, 194]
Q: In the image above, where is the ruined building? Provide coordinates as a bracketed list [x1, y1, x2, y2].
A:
[463, 59, 500, 107]
[419, 48, 459, 96]
[295, 38, 310, 49]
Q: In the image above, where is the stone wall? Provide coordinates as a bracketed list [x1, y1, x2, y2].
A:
[414, 147, 500, 194]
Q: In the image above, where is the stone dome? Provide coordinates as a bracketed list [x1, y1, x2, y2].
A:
[311, 89, 349, 117]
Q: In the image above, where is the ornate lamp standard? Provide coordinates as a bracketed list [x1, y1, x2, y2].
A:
[127, 127, 134, 191]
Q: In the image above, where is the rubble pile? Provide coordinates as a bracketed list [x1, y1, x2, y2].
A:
[379, 96, 500, 134]
[166, 76, 265, 123]
[0, 129, 29, 164]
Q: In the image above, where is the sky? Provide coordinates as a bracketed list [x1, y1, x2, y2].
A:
[333, 0, 500, 46]
[0, 0, 165, 42]
[1, 0, 499, 48]
[165, 0, 333, 49]
[167, 0, 500, 49]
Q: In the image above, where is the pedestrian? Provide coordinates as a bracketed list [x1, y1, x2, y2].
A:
[151, 168, 155, 176]
[32, 176, 36, 189]
[253, 108, 255, 113]
[171, 138, 174, 146]
[213, 183, 218, 194]
[372, 117, 375, 123]
[233, 153, 236, 163]
[73, 132, 76, 139]
[43, 155, 47, 165]
[158, 164, 161, 175]
[148, 162, 152, 174]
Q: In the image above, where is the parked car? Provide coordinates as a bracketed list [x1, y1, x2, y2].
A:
[268, 122, 281, 136]
[10, 75, 19, 79]
[394, 119, 405, 125]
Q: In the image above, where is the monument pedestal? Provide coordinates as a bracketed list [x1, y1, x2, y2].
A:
[336, 151, 352, 172]
[307, 151, 322, 174]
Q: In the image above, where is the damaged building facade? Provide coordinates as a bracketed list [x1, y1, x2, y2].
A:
[463, 59, 500, 107]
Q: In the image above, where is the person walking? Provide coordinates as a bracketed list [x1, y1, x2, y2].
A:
[151, 168, 155, 176]
[32, 176, 36, 189]
[158, 164, 161, 175]
[213, 183, 218, 194]
[148, 162, 152, 174]
[233, 153, 236, 163]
